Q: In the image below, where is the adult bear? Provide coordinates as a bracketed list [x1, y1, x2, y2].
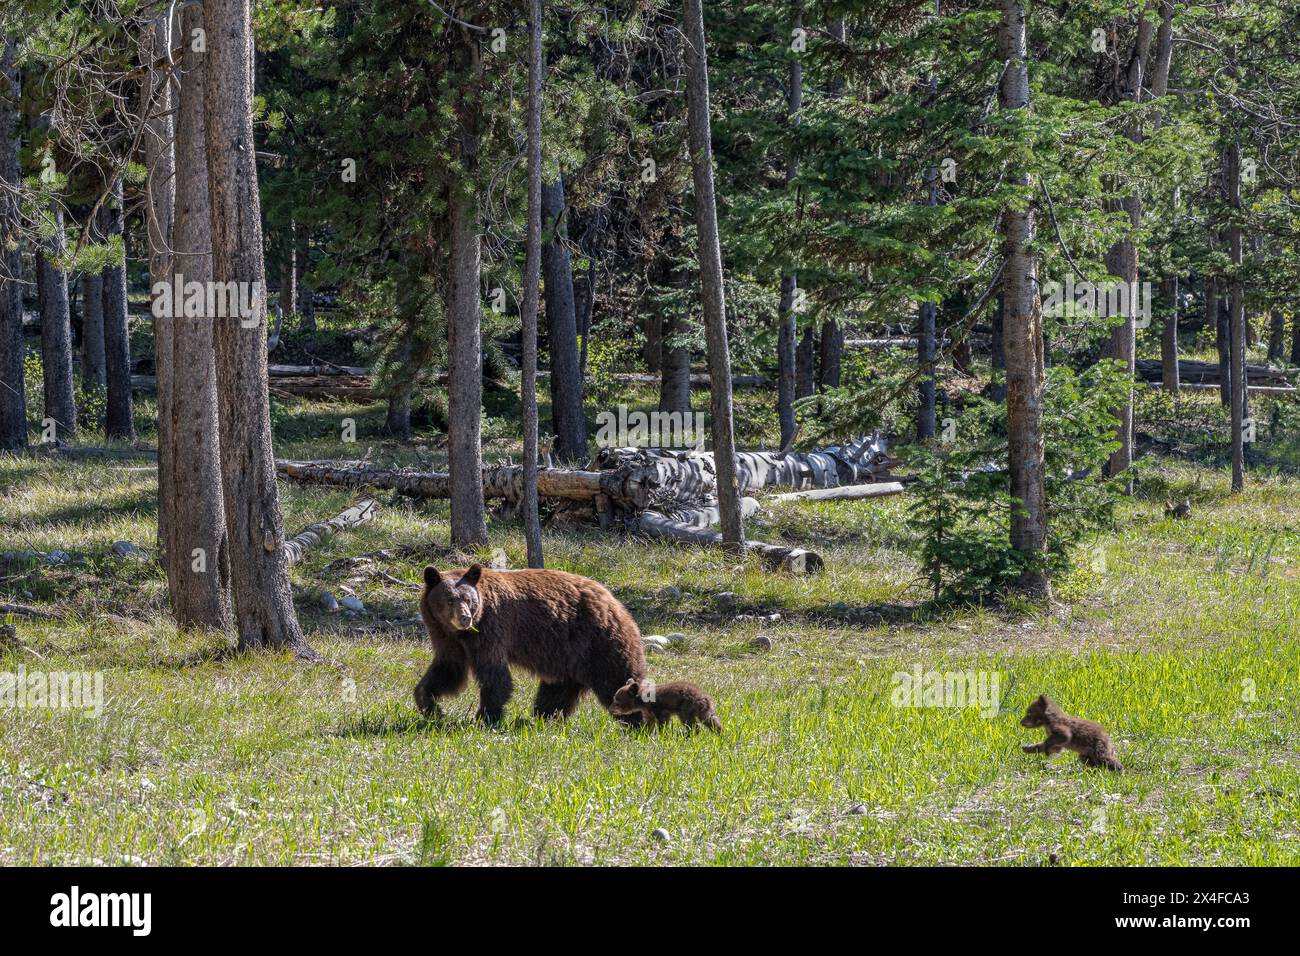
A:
[415, 564, 648, 725]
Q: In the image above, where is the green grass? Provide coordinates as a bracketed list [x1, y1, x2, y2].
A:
[2, 390, 1300, 865]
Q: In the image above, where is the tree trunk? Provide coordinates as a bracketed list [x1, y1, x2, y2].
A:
[203, 0, 306, 652]
[795, 326, 815, 398]
[447, 29, 488, 547]
[777, 275, 797, 447]
[1160, 275, 1179, 392]
[0, 36, 24, 450]
[160, 0, 232, 632]
[643, 311, 662, 371]
[541, 177, 586, 463]
[282, 221, 298, 315]
[658, 306, 692, 414]
[916, 161, 939, 439]
[38, 208, 77, 441]
[297, 225, 315, 333]
[998, 0, 1049, 599]
[1215, 284, 1230, 407]
[776, 1, 802, 448]
[521, 0, 545, 568]
[101, 182, 132, 441]
[1225, 140, 1245, 493]
[818, 319, 842, 389]
[1292, 311, 1300, 367]
[683, 0, 744, 552]
[1267, 310, 1284, 363]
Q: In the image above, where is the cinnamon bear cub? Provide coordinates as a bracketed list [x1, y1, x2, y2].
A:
[416, 564, 648, 725]
[1020, 694, 1122, 771]
[610, 678, 722, 733]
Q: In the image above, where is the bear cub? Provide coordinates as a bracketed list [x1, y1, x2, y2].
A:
[610, 678, 722, 733]
[1020, 694, 1121, 771]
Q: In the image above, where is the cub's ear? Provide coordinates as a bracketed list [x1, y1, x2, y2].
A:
[1036, 694, 1052, 707]
[623, 678, 641, 695]
[423, 566, 442, 589]
[460, 564, 483, 587]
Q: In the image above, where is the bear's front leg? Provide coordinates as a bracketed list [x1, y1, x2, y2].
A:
[414, 651, 468, 717]
[475, 663, 514, 725]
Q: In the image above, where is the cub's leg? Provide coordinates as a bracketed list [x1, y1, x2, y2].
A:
[414, 650, 468, 717]
[474, 662, 514, 725]
[1023, 732, 1070, 755]
[534, 680, 585, 719]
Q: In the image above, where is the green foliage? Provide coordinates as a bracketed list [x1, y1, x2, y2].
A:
[904, 362, 1130, 604]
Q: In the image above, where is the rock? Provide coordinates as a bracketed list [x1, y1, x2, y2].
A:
[0, 624, 18, 647]
[645, 642, 664, 654]
[110, 540, 140, 558]
[713, 591, 737, 609]
[848, 803, 868, 816]
[657, 585, 682, 602]
[320, 592, 340, 612]
[340, 595, 365, 612]
[642, 634, 669, 648]
[667, 632, 688, 646]
[651, 827, 670, 844]
[43, 550, 71, 565]
[830, 602, 849, 614]
[752, 635, 773, 652]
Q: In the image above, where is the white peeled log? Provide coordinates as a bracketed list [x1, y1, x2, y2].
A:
[283, 499, 379, 566]
[769, 482, 906, 503]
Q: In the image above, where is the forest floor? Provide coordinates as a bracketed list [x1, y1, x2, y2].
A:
[2, 328, 1300, 864]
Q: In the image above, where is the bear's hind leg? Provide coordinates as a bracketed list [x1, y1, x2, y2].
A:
[534, 680, 585, 719]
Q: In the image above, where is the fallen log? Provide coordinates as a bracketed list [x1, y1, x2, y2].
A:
[658, 496, 762, 529]
[632, 511, 823, 573]
[275, 459, 656, 507]
[283, 499, 379, 566]
[770, 481, 906, 502]
[1142, 381, 1296, 396]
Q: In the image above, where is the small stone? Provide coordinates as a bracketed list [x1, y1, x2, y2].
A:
[714, 591, 737, 609]
[651, 827, 670, 844]
[667, 632, 688, 646]
[321, 592, 340, 612]
[110, 540, 140, 558]
[848, 803, 868, 816]
[657, 585, 682, 601]
[43, 550, 71, 565]
[340, 595, 365, 612]
[642, 634, 669, 647]
[752, 635, 773, 652]
[645, 642, 664, 654]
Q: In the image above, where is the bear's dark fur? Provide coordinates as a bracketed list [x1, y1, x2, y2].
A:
[415, 564, 648, 725]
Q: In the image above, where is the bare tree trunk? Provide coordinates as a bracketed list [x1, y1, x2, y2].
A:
[0, 36, 24, 450]
[683, 0, 744, 552]
[818, 320, 842, 389]
[658, 303, 692, 414]
[101, 182, 132, 441]
[38, 207, 77, 441]
[1267, 310, 1284, 363]
[541, 177, 586, 462]
[521, 0, 545, 568]
[159, 0, 232, 632]
[1160, 276, 1179, 392]
[643, 311, 662, 371]
[144, 12, 176, 557]
[1225, 140, 1245, 493]
[795, 326, 815, 398]
[998, 0, 1049, 599]
[204, 0, 306, 652]
[776, 0, 802, 448]
[447, 29, 488, 547]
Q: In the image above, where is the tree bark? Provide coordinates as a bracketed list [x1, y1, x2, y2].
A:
[658, 305, 692, 414]
[160, 0, 232, 632]
[795, 326, 815, 398]
[683, 0, 744, 552]
[101, 182, 132, 441]
[521, 0, 545, 568]
[1225, 140, 1245, 493]
[776, 1, 802, 448]
[998, 0, 1049, 599]
[447, 28, 488, 547]
[818, 319, 842, 389]
[204, 0, 307, 652]
[1267, 310, 1284, 363]
[0, 36, 24, 450]
[542, 178, 586, 463]
[38, 207, 77, 441]
[80, 273, 105, 388]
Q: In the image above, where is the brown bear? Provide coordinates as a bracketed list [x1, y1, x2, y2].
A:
[415, 564, 648, 725]
[610, 678, 722, 733]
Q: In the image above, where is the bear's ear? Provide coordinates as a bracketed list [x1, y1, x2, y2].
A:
[1035, 694, 1051, 707]
[423, 566, 442, 589]
[460, 564, 483, 588]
